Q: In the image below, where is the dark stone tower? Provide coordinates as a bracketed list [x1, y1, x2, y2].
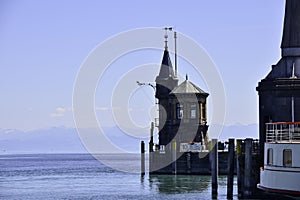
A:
[155, 36, 209, 147]
[155, 42, 179, 145]
[150, 31, 211, 175]
[257, 0, 300, 162]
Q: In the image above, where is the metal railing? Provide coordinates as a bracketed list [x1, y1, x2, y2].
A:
[266, 122, 300, 142]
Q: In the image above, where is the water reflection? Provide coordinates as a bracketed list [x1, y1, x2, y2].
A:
[149, 175, 210, 194]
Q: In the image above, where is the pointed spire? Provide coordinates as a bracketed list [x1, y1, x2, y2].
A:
[155, 28, 178, 98]
[157, 27, 176, 79]
[157, 49, 175, 78]
[281, 0, 300, 56]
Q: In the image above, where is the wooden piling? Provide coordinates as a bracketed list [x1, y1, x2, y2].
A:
[211, 139, 218, 197]
[227, 138, 235, 199]
[186, 153, 191, 172]
[149, 122, 154, 173]
[172, 141, 177, 174]
[149, 122, 154, 152]
[236, 139, 243, 197]
[141, 141, 145, 176]
[244, 138, 253, 197]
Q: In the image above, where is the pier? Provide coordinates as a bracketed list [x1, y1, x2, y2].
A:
[139, 0, 300, 196]
[142, 137, 262, 198]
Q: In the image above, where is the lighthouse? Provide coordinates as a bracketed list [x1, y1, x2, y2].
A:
[150, 29, 212, 174]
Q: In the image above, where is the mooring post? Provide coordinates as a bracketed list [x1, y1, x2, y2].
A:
[149, 122, 154, 173]
[149, 122, 154, 152]
[244, 138, 253, 197]
[172, 140, 177, 174]
[211, 138, 218, 197]
[227, 138, 235, 199]
[141, 141, 145, 176]
[236, 139, 243, 197]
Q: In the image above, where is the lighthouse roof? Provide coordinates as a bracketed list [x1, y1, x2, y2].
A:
[156, 49, 176, 79]
[170, 78, 208, 95]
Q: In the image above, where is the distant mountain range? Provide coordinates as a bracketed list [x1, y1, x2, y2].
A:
[0, 124, 258, 154]
[218, 123, 259, 141]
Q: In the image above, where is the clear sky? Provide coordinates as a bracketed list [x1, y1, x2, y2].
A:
[0, 0, 286, 131]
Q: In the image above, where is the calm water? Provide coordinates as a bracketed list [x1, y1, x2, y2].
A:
[0, 154, 238, 200]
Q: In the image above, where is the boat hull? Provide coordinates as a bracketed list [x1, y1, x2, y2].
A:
[258, 184, 300, 196]
[258, 142, 300, 196]
[258, 167, 300, 195]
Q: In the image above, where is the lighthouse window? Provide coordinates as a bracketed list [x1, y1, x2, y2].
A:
[176, 103, 183, 119]
[267, 148, 273, 165]
[283, 149, 292, 167]
[190, 104, 196, 119]
[202, 103, 206, 122]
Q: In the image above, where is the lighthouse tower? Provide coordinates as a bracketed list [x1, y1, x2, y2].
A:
[155, 31, 209, 148]
[155, 32, 179, 146]
[150, 30, 212, 174]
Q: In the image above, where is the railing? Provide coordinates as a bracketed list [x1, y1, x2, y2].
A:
[266, 122, 300, 142]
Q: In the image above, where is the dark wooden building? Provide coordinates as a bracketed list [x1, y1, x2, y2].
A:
[149, 33, 215, 174]
[257, 0, 300, 164]
[155, 37, 209, 151]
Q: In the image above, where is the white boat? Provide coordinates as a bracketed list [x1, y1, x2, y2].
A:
[258, 122, 300, 196]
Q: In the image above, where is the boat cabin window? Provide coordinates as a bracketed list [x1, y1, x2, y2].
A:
[267, 148, 273, 165]
[283, 149, 292, 167]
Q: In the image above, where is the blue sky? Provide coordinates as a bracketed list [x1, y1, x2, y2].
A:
[0, 0, 286, 131]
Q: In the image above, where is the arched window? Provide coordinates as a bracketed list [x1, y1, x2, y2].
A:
[190, 104, 196, 119]
[283, 149, 292, 167]
[267, 148, 273, 165]
[202, 103, 206, 122]
[176, 103, 183, 119]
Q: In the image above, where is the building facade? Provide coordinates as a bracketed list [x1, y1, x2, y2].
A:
[155, 39, 209, 151]
[256, 0, 300, 164]
[149, 33, 216, 174]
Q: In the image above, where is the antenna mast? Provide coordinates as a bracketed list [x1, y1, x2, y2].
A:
[291, 62, 296, 123]
[174, 31, 178, 77]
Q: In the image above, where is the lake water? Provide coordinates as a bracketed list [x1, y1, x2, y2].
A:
[0, 154, 239, 200]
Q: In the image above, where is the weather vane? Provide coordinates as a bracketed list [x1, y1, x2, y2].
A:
[163, 27, 177, 77]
